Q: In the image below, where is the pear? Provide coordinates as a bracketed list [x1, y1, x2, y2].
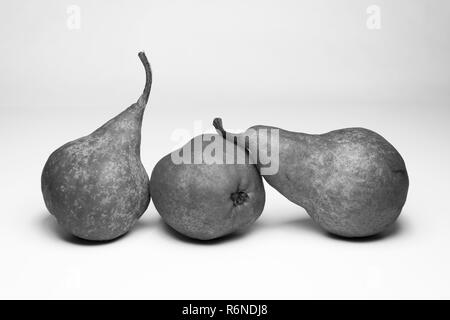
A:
[41, 52, 152, 241]
[150, 134, 265, 240]
[213, 118, 409, 238]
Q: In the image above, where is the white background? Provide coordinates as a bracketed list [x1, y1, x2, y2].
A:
[0, 0, 449, 299]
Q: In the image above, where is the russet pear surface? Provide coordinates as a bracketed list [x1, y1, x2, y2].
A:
[150, 134, 266, 240]
[41, 52, 152, 241]
[214, 118, 409, 238]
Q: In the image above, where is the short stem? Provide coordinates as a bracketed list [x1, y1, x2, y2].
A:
[213, 118, 227, 138]
[213, 117, 249, 151]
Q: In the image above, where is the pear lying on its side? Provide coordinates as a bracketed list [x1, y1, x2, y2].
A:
[41, 52, 152, 241]
[150, 134, 266, 240]
[214, 118, 409, 238]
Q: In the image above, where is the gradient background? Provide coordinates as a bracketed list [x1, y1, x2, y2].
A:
[1, 0, 449, 299]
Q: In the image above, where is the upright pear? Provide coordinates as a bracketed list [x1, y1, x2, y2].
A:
[213, 118, 409, 238]
[41, 52, 152, 241]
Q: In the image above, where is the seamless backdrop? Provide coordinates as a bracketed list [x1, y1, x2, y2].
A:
[0, 0, 449, 299]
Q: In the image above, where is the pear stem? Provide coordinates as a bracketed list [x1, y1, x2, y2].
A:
[213, 117, 250, 152]
[213, 118, 227, 138]
[213, 117, 242, 147]
[138, 51, 152, 106]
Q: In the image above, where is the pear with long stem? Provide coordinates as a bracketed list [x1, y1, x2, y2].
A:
[41, 52, 152, 241]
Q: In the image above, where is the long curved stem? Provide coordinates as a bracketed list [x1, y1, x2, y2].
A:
[138, 51, 152, 106]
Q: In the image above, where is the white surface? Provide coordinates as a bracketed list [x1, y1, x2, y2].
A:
[1, 105, 449, 299]
[1, 0, 450, 299]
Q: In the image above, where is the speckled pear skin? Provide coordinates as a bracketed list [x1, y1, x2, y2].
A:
[214, 118, 409, 238]
[41, 52, 152, 241]
[150, 134, 266, 240]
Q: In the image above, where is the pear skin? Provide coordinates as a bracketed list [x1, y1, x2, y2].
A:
[41, 52, 152, 241]
[150, 134, 265, 240]
[214, 118, 409, 238]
